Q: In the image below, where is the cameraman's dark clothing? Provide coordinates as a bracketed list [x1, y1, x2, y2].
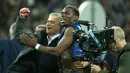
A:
[115, 43, 130, 73]
[103, 51, 117, 72]
[99, 43, 130, 73]
[6, 17, 60, 73]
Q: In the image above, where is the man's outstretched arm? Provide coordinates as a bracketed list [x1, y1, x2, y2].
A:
[14, 8, 30, 39]
[20, 27, 74, 56]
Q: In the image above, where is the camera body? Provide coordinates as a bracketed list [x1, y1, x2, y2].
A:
[73, 24, 114, 62]
[74, 28, 114, 49]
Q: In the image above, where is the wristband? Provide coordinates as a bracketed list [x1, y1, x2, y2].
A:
[35, 44, 41, 50]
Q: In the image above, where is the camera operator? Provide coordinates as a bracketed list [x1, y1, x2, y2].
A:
[89, 26, 129, 73]
[73, 26, 129, 73]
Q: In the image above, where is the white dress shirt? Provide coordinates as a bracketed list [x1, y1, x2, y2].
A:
[47, 34, 60, 45]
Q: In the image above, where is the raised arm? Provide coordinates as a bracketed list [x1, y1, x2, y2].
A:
[14, 8, 30, 39]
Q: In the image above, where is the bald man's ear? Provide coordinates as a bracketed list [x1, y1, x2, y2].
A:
[74, 16, 79, 21]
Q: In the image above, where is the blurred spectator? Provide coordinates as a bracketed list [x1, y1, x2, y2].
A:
[0, 0, 130, 45]
[0, 22, 24, 73]
[122, 14, 130, 42]
[0, 0, 83, 38]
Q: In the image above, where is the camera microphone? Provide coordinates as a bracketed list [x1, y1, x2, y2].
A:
[77, 20, 94, 26]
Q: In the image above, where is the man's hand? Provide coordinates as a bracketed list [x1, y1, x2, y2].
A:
[35, 24, 46, 33]
[91, 64, 101, 73]
[35, 24, 46, 35]
[20, 34, 37, 48]
[19, 7, 30, 18]
[72, 61, 89, 70]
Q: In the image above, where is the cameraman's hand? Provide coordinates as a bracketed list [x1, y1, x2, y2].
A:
[20, 34, 37, 48]
[91, 64, 101, 73]
[19, 7, 30, 18]
[72, 61, 89, 70]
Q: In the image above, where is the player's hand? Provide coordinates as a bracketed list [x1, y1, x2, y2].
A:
[91, 64, 101, 73]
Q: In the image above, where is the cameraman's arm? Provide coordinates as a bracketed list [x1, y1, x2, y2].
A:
[91, 64, 108, 73]
[20, 27, 74, 56]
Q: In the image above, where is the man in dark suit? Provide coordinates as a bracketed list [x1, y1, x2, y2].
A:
[6, 8, 62, 73]
[36, 12, 62, 73]
[106, 26, 129, 73]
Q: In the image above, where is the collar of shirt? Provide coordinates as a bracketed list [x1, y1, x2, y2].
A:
[47, 34, 60, 45]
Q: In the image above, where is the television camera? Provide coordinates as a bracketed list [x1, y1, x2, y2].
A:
[73, 20, 114, 62]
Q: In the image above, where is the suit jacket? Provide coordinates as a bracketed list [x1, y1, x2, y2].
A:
[6, 17, 60, 73]
[36, 34, 60, 73]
